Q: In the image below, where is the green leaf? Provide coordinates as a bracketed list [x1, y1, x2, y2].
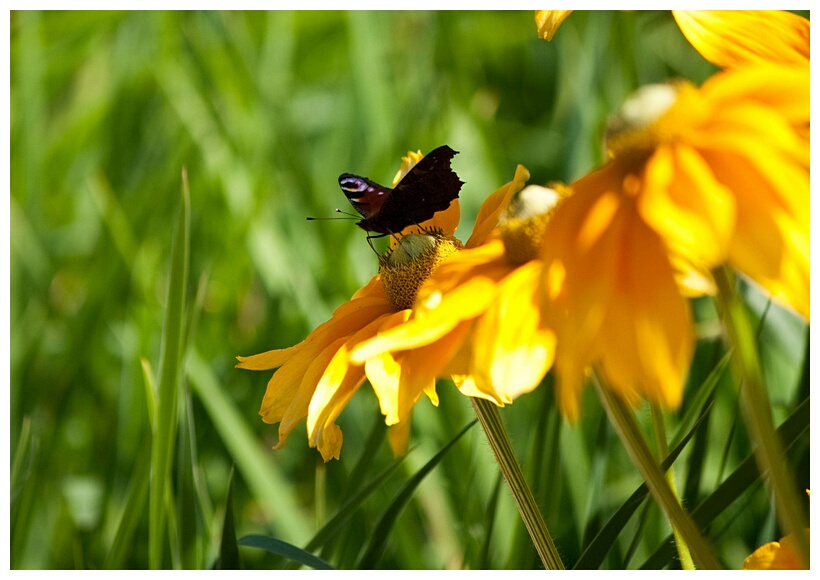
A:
[186, 348, 313, 544]
[356, 420, 477, 568]
[239, 535, 334, 570]
[149, 170, 190, 569]
[104, 436, 152, 569]
[574, 396, 713, 569]
[217, 467, 241, 570]
[639, 395, 810, 569]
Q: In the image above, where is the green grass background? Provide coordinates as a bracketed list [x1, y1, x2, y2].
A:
[10, 10, 809, 569]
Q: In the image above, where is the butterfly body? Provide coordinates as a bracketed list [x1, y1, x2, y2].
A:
[339, 145, 463, 235]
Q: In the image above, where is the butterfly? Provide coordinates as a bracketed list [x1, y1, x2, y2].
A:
[338, 145, 463, 237]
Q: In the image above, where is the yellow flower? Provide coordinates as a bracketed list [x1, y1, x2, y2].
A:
[237, 153, 523, 460]
[350, 171, 564, 407]
[542, 64, 809, 418]
[742, 530, 810, 570]
[673, 10, 810, 69]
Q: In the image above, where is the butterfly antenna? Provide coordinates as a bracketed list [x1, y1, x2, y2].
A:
[306, 210, 358, 222]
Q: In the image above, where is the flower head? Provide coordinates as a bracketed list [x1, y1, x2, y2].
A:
[542, 63, 809, 418]
[237, 152, 526, 460]
[350, 169, 566, 407]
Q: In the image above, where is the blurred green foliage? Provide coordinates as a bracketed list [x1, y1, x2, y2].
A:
[10, 10, 808, 569]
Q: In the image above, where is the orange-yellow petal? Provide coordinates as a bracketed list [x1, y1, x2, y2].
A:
[470, 261, 555, 403]
[350, 273, 502, 361]
[639, 143, 736, 268]
[466, 165, 530, 248]
[307, 314, 393, 460]
[535, 10, 573, 41]
[742, 530, 810, 570]
[543, 171, 693, 418]
[274, 335, 349, 450]
[236, 344, 302, 371]
[673, 10, 809, 69]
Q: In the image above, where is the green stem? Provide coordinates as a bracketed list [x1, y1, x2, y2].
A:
[592, 371, 720, 569]
[712, 267, 809, 568]
[470, 397, 564, 570]
[650, 403, 694, 570]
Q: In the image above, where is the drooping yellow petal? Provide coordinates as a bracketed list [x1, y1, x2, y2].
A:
[673, 10, 809, 69]
[702, 148, 809, 319]
[307, 314, 392, 461]
[470, 261, 556, 403]
[466, 165, 530, 248]
[594, 205, 693, 410]
[236, 344, 302, 371]
[639, 143, 736, 269]
[258, 297, 393, 420]
[535, 10, 573, 41]
[387, 417, 412, 457]
[543, 171, 693, 418]
[274, 335, 349, 450]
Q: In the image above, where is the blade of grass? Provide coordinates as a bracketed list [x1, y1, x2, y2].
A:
[186, 348, 312, 544]
[104, 436, 152, 569]
[574, 396, 712, 569]
[479, 474, 505, 570]
[317, 412, 389, 562]
[10, 416, 32, 503]
[356, 420, 477, 569]
[239, 535, 334, 570]
[639, 395, 809, 569]
[149, 169, 190, 569]
[217, 467, 240, 570]
[713, 267, 808, 567]
[593, 370, 720, 569]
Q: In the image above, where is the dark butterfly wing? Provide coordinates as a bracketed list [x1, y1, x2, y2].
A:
[338, 174, 391, 221]
[338, 145, 463, 235]
[375, 145, 462, 234]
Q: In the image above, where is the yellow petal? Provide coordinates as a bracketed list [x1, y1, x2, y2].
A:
[471, 261, 556, 403]
[350, 274, 501, 361]
[535, 10, 573, 41]
[387, 417, 412, 456]
[699, 64, 809, 127]
[639, 144, 736, 268]
[415, 240, 506, 301]
[544, 179, 693, 416]
[258, 298, 392, 419]
[272, 335, 348, 449]
[398, 199, 461, 239]
[236, 344, 302, 371]
[673, 10, 809, 69]
[742, 530, 810, 570]
[307, 314, 390, 460]
[466, 165, 530, 248]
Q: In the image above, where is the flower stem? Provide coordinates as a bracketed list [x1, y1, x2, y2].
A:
[712, 267, 809, 568]
[649, 403, 694, 570]
[592, 370, 720, 569]
[470, 397, 564, 570]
